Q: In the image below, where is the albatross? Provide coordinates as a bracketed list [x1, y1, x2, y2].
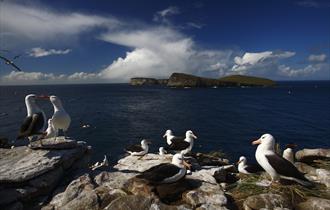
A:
[282, 143, 297, 164]
[165, 130, 197, 155]
[237, 156, 263, 174]
[163, 129, 185, 145]
[136, 153, 191, 184]
[42, 119, 56, 139]
[17, 94, 48, 141]
[252, 134, 313, 186]
[49, 95, 71, 138]
[0, 55, 22, 71]
[125, 139, 151, 156]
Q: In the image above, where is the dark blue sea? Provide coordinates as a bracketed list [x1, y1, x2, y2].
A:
[0, 81, 329, 164]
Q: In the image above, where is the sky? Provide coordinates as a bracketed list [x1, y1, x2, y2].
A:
[0, 0, 329, 85]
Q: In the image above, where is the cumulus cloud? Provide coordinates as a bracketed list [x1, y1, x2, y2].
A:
[1, 71, 103, 85]
[98, 27, 235, 82]
[28, 47, 72, 57]
[232, 51, 296, 73]
[278, 63, 329, 78]
[153, 6, 180, 24]
[308, 54, 327, 62]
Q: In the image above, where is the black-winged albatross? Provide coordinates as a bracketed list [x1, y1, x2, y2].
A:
[282, 143, 297, 164]
[136, 153, 191, 184]
[165, 130, 197, 155]
[252, 134, 313, 187]
[49, 95, 71, 138]
[41, 118, 56, 139]
[0, 55, 22, 71]
[17, 94, 48, 141]
[163, 129, 185, 145]
[237, 156, 263, 174]
[125, 139, 151, 156]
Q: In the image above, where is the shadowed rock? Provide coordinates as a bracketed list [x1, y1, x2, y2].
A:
[295, 148, 330, 163]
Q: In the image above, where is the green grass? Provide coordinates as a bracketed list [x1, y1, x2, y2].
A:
[219, 75, 276, 86]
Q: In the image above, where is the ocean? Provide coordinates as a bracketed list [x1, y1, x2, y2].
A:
[0, 81, 329, 164]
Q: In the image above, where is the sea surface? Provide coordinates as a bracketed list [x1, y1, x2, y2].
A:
[0, 81, 329, 164]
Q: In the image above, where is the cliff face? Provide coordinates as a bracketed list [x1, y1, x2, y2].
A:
[167, 73, 221, 87]
[130, 78, 159, 86]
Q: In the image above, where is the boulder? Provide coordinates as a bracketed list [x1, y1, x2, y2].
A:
[243, 193, 291, 210]
[295, 162, 330, 187]
[295, 197, 330, 210]
[114, 153, 173, 172]
[0, 141, 87, 183]
[295, 148, 330, 162]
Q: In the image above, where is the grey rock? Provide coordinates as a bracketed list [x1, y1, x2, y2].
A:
[94, 171, 137, 189]
[0, 144, 87, 183]
[295, 197, 330, 210]
[114, 153, 173, 172]
[295, 148, 330, 162]
[29, 137, 78, 150]
[243, 193, 291, 210]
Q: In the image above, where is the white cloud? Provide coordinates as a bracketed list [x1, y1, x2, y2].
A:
[1, 71, 103, 85]
[232, 51, 296, 73]
[28, 47, 72, 57]
[296, 0, 330, 8]
[153, 6, 180, 24]
[278, 63, 328, 78]
[308, 54, 327, 62]
[0, 1, 120, 47]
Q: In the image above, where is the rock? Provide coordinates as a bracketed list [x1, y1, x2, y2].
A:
[196, 204, 229, 210]
[94, 187, 126, 209]
[295, 197, 330, 210]
[29, 137, 78, 150]
[130, 78, 159, 86]
[157, 79, 169, 85]
[295, 162, 317, 174]
[295, 148, 330, 162]
[295, 162, 330, 187]
[114, 153, 173, 172]
[0, 143, 87, 183]
[6, 201, 23, 210]
[243, 193, 291, 210]
[94, 171, 137, 189]
[219, 75, 276, 87]
[0, 188, 21, 206]
[104, 195, 162, 210]
[167, 73, 221, 88]
[315, 169, 330, 188]
[191, 152, 230, 167]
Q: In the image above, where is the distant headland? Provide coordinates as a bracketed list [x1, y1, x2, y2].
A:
[130, 73, 276, 87]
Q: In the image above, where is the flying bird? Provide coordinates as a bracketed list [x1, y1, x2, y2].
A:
[125, 139, 151, 156]
[136, 153, 191, 184]
[252, 134, 313, 187]
[0, 55, 22, 71]
[17, 94, 48, 142]
[237, 156, 263, 174]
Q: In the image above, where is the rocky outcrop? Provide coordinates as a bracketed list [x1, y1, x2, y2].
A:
[167, 73, 226, 88]
[0, 138, 91, 209]
[295, 197, 330, 210]
[295, 148, 330, 162]
[130, 78, 159, 86]
[243, 193, 291, 210]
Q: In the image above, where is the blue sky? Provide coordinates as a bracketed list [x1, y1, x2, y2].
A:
[0, 0, 329, 84]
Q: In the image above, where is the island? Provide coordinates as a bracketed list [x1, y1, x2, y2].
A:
[130, 73, 276, 87]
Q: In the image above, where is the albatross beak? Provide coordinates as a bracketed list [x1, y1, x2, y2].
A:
[192, 134, 197, 139]
[252, 139, 261, 145]
[183, 160, 191, 170]
[236, 160, 242, 165]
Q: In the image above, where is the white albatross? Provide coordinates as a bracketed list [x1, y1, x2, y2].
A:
[237, 156, 263, 174]
[49, 95, 71, 138]
[282, 143, 297, 164]
[252, 134, 313, 187]
[136, 153, 191, 184]
[125, 139, 151, 156]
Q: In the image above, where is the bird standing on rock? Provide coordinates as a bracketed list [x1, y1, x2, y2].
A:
[17, 94, 48, 142]
[165, 130, 197, 155]
[252, 134, 313, 187]
[49, 95, 71, 138]
[125, 139, 151, 156]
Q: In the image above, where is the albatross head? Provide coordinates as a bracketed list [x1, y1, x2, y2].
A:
[185, 130, 197, 140]
[141, 139, 151, 146]
[25, 94, 49, 115]
[49, 95, 63, 108]
[237, 156, 247, 165]
[163, 129, 173, 138]
[252, 133, 275, 150]
[172, 153, 191, 169]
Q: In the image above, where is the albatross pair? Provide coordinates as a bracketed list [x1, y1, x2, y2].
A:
[252, 134, 312, 187]
[17, 94, 71, 142]
[163, 130, 197, 155]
